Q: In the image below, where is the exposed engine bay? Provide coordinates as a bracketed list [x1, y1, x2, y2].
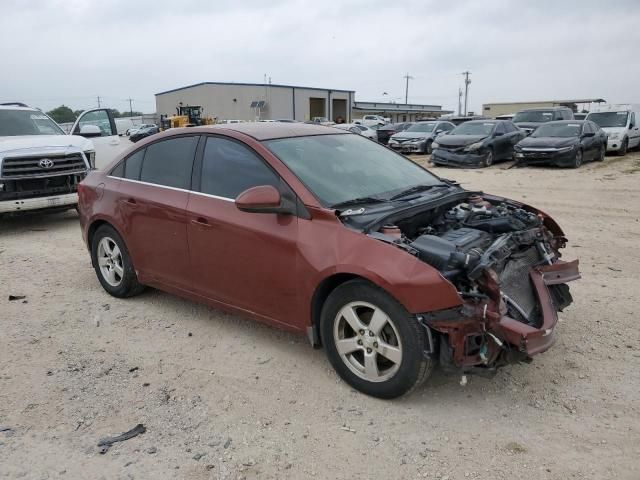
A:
[363, 193, 579, 373]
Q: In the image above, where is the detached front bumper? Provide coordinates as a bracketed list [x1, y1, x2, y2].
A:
[431, 149, 487, 167]
[423, 259, 580, 368]
[514, 150, 576, 167]
[0, 192, 78, 213]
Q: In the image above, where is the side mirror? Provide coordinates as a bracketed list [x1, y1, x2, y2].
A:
[435, 129, 443, 134]
[493, 131, 504, 137]
[235, 185, 293, 215]
[582, 131, 595, 137]
[78, 124, 102, 138]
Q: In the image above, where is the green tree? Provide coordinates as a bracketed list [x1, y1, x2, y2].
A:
[46, 105, 76, 123]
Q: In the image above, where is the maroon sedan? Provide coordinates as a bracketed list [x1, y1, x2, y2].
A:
[78, 123, 579, 398]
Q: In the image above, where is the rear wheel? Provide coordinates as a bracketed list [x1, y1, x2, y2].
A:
[572, 148, 583, 168]
[320, 280, 432, 399]
[91, 225, 145, 298]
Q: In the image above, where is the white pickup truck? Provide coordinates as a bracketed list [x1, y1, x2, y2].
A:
[0, 103, 129, 215]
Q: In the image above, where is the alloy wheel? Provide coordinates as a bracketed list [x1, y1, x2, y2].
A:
[484, 150, 493, 167]
[574, 149, 583, 168]
[333, 301, 402, 383]
[97, 236, 124, 287]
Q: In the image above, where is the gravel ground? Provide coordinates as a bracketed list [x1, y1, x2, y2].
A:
[1, 152, 639, 480]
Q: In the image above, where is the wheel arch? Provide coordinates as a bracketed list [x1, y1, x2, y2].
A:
[87, 218, 127, 254]
[309, 273, 370, 347]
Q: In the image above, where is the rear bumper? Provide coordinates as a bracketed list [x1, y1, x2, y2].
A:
[0, 192, 78, 213]
[431, 149, 487, 167]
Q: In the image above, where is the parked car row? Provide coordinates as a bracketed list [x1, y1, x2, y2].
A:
[431, 119, 608, 169]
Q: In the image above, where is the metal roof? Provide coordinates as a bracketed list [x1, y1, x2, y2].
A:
[485, 98, 606, 106]
[156, 82, 355, 96]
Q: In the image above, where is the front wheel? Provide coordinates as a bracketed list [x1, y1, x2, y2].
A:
[597, 144, 606, 162]
[482, 149, 494, 167]
[572, 148, 583, 168]
[618, 138, 628, 156]
[320, 280, 433, 399]
[425, 140, 433, 155]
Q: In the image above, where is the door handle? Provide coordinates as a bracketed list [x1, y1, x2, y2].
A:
[191, 218, 213, 228]
[123, 198, 137, 207]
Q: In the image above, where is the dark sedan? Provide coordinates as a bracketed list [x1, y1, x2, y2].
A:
[513, 120, 607, 168]
[130, 125, 160, 143]
[376, 122, 414, 145]
[431, 120, 524, 168]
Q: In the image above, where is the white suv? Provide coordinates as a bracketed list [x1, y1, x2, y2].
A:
[0, 104, 126, 214]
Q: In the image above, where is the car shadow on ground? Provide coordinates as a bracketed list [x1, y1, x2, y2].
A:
[0, 209, 79, 236]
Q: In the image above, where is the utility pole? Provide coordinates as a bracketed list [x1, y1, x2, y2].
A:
[403, 73, 413, 104]
[127, 98, 133, 117]
[461, 71, 471, 116]
[97, 96, 101, 108]
[458, 87, 463, 116]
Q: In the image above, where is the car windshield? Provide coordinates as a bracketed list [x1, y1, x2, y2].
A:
[587, 111, 629, 128]
[0, 109, 65, 136]
[512, 110, 555, 123]
[532, 123, 582, 137]
[450, 122, 495, 136]
[406, 123, 435, 133]
[264, 134, 442, 207]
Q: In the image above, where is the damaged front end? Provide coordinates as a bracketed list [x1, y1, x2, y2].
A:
[370, 193, 580, 375]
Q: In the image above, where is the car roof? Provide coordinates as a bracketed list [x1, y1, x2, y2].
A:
[542, 120, 586, 124]
[0, 105, 37, 111]
[178, 122, 349, 140]
[462, 119, 499, 124]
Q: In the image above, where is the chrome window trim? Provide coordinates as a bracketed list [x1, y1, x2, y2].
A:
[106, 176, 235, 203]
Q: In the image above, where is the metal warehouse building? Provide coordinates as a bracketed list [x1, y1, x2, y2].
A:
[155, 82, 354, 123]
[482, 98, 606, 118]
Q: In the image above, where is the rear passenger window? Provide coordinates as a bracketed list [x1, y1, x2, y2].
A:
[200, 137, 279, 199]
[495, 123, 506, 134]
[124, 149, 144, 180]
[140, 136, 198, 189]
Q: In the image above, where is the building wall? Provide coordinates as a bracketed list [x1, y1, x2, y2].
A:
[156, 84, 353, 122]
[483, 101, 556, 118]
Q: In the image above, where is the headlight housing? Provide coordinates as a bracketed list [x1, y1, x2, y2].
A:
[432, 142, 440, 149]
[557, 145, 576, 153]
[465, 141, 484, 152]
[608, 133, 620, 140]
[84, 150, 96, 169]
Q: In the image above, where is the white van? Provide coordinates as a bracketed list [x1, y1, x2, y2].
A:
[586, 104, 640, 155]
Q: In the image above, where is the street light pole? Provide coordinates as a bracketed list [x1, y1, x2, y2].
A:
[461, 71, 471, 116]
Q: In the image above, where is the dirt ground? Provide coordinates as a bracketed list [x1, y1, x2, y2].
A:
[1, 151, 639, 480]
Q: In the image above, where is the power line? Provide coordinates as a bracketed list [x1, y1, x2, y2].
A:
[403, 73, 414, 104]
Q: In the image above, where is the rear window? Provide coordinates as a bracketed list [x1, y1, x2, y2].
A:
[139, 136, 198, 189]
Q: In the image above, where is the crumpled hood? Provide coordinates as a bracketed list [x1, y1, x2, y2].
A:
[598, 126, 624, 136]
[518, 136, 579, 149]
[0, 135, 94, 157]
[436, 134, 487, 147]
[391, 131, 430, 141]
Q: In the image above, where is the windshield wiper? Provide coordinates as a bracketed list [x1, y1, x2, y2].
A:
[331, 196, 387, 209]
[388, 183, 447, 201]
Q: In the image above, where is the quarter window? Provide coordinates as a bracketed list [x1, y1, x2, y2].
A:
[200, 137, 279, 199]
[139, 136, 198, 189]
[124, 149, 145, 180]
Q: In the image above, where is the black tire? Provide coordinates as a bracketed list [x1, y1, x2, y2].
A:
[482, 148, 494, 168]
[91, 224, 145, 298]
[425, 140, 433, 155]
[320, 279, 433, 399]
[618, 138, 628, 156]
[597, 144, 606, 162]
[572, 148, 583, 168]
